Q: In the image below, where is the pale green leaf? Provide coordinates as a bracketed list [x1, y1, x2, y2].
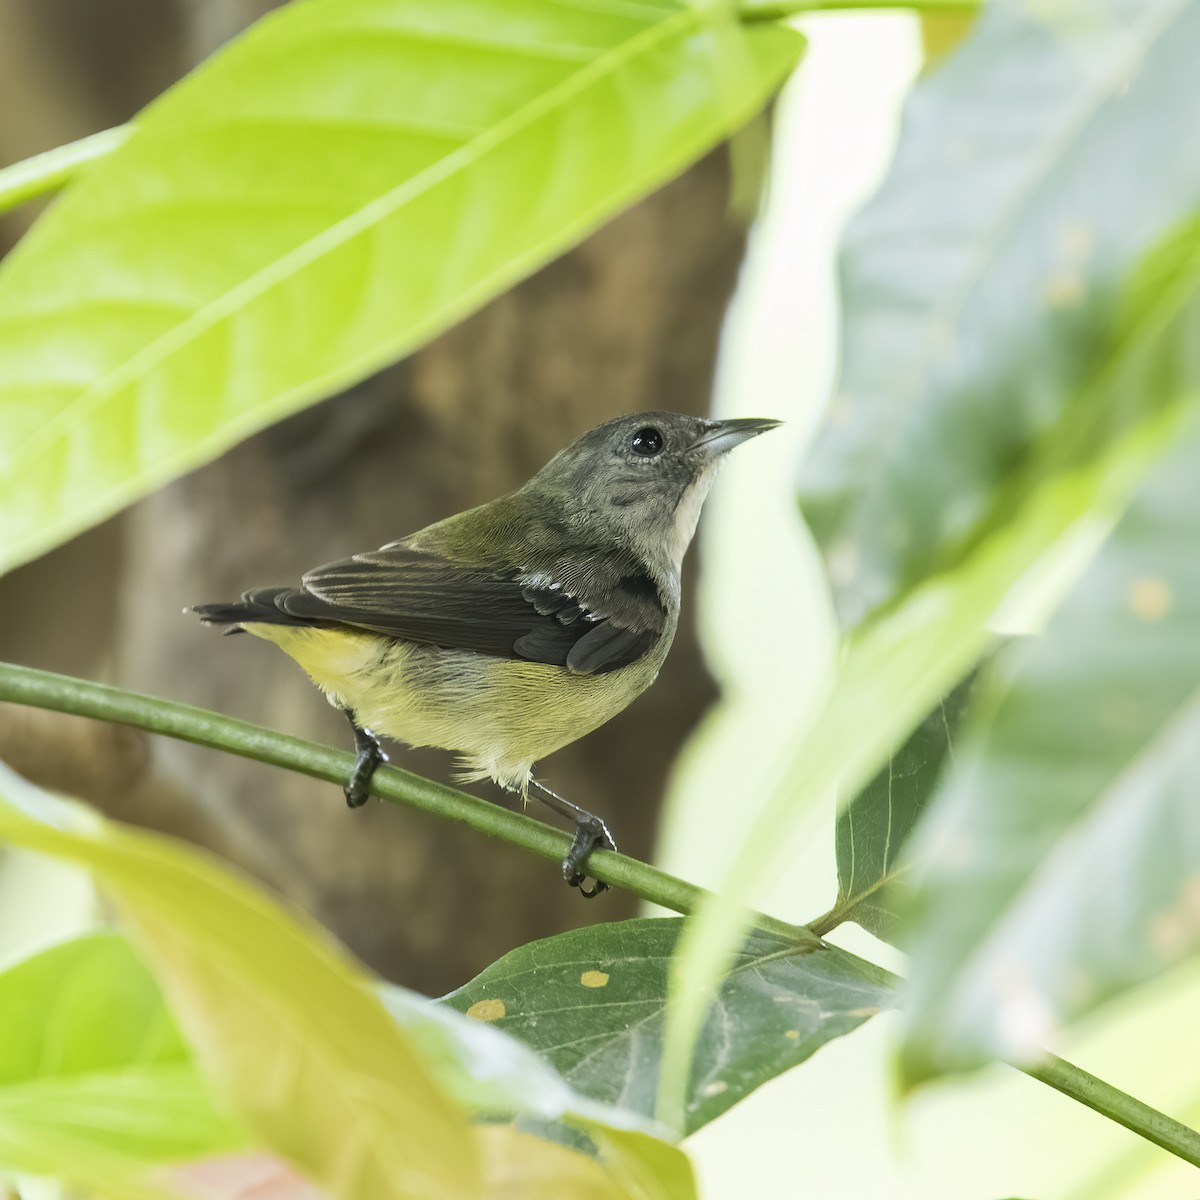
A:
[476, 1125, 640, 1200]
[0, 926, 686, 1198]
[0, 763, 477, 1200]
[443, 918, 893, 1135]
[899, 415, 1200, 1084]
[589, 1128, 695, 1200]
[0, 933, 245, 1196]
[799, 0, 1200, 625]
[0, 0, 803, 575]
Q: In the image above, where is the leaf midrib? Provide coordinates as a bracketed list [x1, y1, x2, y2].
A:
[830, 695, 959, 933]
[4, 2, 700, 481]
[825, 856, 914, 932]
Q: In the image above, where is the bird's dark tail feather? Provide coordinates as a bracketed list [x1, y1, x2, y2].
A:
[191, 587, 314, 635]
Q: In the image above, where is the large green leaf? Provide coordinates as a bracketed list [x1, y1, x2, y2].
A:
[898, 416, 1200, 1085]
[442, 917, 894, 1135]
[0, 0, 802, 575]
[475, 1125, 687, 1200]
[798, 0, 1200, 625]
[0, 933, 245, 1193]
[815, 672, 977, 941]
[660, 1, 1200, 1129]
[0, 763, 476, 1200]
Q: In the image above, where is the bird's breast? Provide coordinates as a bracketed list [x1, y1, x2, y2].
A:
[247, 619, 673, 789]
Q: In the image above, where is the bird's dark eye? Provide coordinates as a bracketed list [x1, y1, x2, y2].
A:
[630, 426, 664, 457]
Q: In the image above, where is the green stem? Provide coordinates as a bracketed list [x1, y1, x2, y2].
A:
[3, 661, 1199, 1170]
[0, 661, 817, 947]
[0, 126, 129, 216]
[740, 0, 979, 19]
[1029, 1054, 1200, 1170]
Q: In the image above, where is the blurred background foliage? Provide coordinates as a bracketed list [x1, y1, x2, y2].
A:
[0, 0, 1198, 1197]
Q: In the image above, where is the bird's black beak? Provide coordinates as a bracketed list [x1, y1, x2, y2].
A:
[691, 417, 782, 456]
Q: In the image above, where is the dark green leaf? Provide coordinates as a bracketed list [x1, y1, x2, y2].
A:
[0, 0, 802, 575]
[899, 416, 1200, 1084]
[442, 918, 894, 1135]
[380, 983, 657, 1136]
[0, 933, 245, 1191]
[798, 0, 1200, 625]
[819, 672, 977, 941]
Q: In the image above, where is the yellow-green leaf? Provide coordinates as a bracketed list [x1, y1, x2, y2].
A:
[0, 0, 802, 576]
[0, 933, 246, 1200]
[0, 762, 476, 1200]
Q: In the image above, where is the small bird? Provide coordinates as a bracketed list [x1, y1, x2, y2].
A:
[193, 411, 779, 895]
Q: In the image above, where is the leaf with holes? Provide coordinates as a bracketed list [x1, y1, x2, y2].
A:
[0, 933, 246, 1195]
[798, 0, 1200, 625]
[0, 0, 802, 575]
[442, 918, 894, 1135]
[817, 673, 977, 941]
[899, 417, 1200, 1085]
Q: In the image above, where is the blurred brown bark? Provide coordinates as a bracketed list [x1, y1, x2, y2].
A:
[0, 1, 747, 994]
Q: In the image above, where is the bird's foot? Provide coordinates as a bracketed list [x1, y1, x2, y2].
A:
[344, 721, 387, 809]
[562, 814, 617, 898]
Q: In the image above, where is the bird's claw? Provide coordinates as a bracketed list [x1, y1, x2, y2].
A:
[344, 725, 386, 808]
[562, 815, 616, 898]
[343, 782, 370, 808]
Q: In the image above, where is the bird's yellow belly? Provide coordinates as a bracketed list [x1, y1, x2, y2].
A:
[244, 624, 665, 791]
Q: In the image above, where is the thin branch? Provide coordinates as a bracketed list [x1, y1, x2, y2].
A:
[3, 661, 1198, 1169]
[808, 905, 845, 938]
[1029, 1054, 1200, 1169]
[0, 125, 129, 216]
[740, 0, 979, 19]
[0, 661, 819, 947]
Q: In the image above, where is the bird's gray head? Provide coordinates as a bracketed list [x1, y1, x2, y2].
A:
[526, 411, 780, 578]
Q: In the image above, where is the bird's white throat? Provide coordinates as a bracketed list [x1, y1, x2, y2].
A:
[667, 459, 721, 569]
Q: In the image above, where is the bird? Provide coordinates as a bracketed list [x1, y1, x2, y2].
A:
[193, 411, 779, 895]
